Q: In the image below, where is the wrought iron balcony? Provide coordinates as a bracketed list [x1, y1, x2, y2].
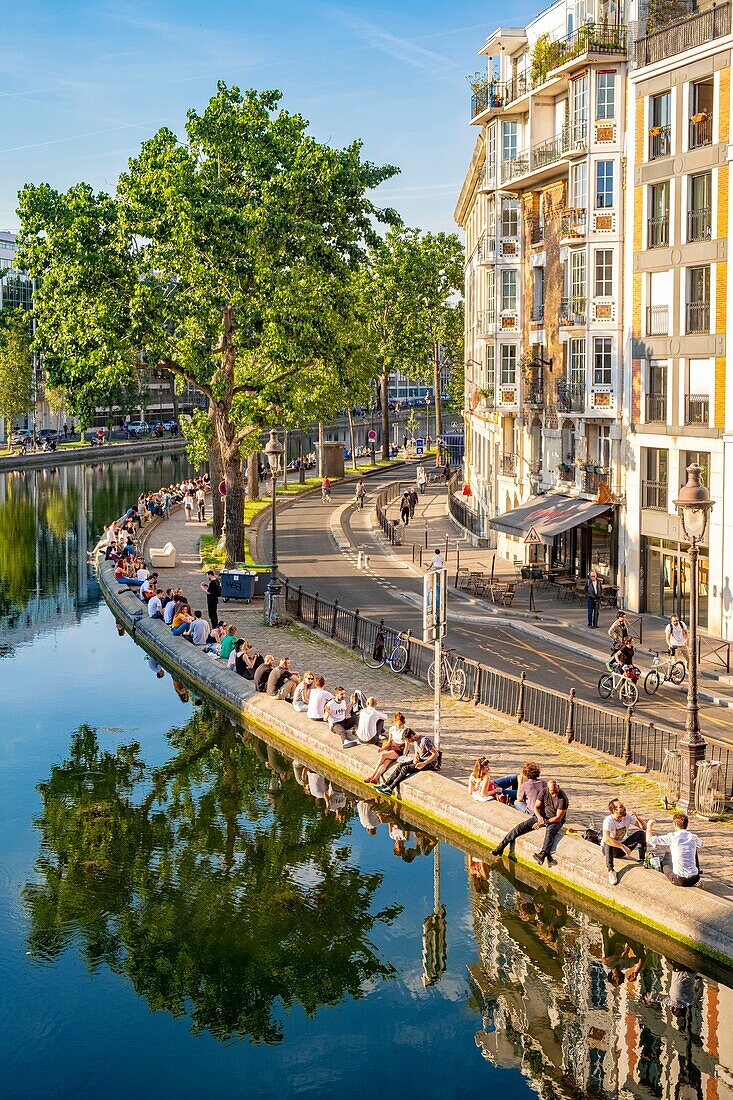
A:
[687, 207, 711, 242]
[642, 480, 668, 511]
[647, 215, 669, 248]
[530, 303, 544, 324]
[645, 393, 667, 423]
[686, 300, 710, 334]
[649, 126, 672, 160]
[560, 208, 587, 238]
[525, 381, 544, 405]
[559, 296, 587, 326]
[646, 305, 669, 336]
[634, 3, 730, 68]
[685, 393, 710, 426]
[557, 381, 586, 413]
[501, 452, 518, 477]
[689, 114, 712, 148]
[583, 467, 609, 494]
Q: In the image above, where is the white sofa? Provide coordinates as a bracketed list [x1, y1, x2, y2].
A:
[149, 541, 177, 568]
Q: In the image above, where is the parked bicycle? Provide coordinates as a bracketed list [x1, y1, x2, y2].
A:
[644, 651, 686, 695]
[598, 664, 640, 707]
[428, 649, 468, 700]
[362, 630, 408, 673]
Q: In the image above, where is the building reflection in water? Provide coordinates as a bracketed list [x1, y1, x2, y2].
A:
[466, 858, 733, 1100]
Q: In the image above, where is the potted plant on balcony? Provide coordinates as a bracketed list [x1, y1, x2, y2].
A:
[690, 111, 708, 125]
[530, 34, 553, 84]
[557, 462, 571, 476]
[649, 125, 663, 136]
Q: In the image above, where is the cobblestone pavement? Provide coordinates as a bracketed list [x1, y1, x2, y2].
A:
[133, 500, 733, 893]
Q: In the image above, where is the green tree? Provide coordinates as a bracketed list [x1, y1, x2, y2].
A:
[25, 716, 400, 1043]
[0, 309, 33, 439]
[18, 84, 398, 563]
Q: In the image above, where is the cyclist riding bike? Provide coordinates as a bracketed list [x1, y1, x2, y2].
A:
[321, 476, 332, 504]
[606, 633, 639, 680]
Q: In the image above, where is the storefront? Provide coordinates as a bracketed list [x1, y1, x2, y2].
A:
[641, 536, 709, 629]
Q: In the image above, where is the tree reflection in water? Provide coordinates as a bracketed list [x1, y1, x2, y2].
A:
[24, 711, 400, 1044]
[466, 860, 729, 1100]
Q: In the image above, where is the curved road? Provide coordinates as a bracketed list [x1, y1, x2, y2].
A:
[258, 465, 733, 746]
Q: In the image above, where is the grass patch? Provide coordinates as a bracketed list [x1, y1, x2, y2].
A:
[200, 534, 227, 571]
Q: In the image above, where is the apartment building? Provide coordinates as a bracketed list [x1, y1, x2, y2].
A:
[623, 0, 733, 638]
[456, 1, 628, 581]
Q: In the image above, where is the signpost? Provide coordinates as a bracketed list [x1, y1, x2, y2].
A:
[524, 526, 543, 612]
[424, 567, 447, 752]
[367, 428, 377, 466]
[416, 437, 424, 457]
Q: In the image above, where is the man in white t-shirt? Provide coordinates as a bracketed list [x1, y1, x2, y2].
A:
[665, 615, 690, 669]
[602, 798, 647, 885]
[325, 685, 358, 747]
[355, 696, 388, 744]
[646, 812, 703, 887]
[426, 549, 444, 573]
[147, 589, 164, 619]
[306, 675, 333, 721]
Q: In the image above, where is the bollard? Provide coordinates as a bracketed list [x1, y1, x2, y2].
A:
[624, 705, 634, 766]
[352, 609, 360, 650]
[314, 591, 320, 629]
[473, 665, 482, 707]
[425, 524, 428, 550]
[331, 599, 338, 638]
[357, 550, 364, 570]
[444, 534, 449, 562]
[565, 688, 576, 742]
[297, 584, 303, 620]
[516, 670, 526, 724]
[364, 554, 370, 570]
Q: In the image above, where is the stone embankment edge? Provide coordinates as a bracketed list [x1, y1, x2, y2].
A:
[97, 557, 733, 972]
[0, 437, 187, 473]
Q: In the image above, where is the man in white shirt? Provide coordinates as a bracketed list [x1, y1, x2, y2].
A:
[665, 615, 690, 669]
[136, 565, 149, 583]
[646, 812, 703, 886]
[306, 675, 333, 721]
[355, 696, 388, 744]
[147, 589, 164, 619]
[602, 798, 647, 885]
[426, 549, 444, 573]
[325, 686, 358, 747]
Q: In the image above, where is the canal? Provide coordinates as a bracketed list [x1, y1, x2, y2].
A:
[1, 456, 732, 1098]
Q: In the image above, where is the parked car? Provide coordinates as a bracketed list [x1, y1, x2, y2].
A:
[125, 421, 151, 436]
[37, 428, 59, 441]
[163, 418, 178, 432]
[10, 428, 31, 445]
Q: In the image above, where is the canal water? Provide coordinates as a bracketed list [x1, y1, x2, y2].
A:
[2, 457, 733, 1099]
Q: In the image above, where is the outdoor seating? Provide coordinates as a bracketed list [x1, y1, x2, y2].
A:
[456, 568, 470, 591]
[488, 582, 516, 606]
[149, 541, 177, 568]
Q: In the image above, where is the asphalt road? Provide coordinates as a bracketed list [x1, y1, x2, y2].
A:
[261, 465, 733, 747]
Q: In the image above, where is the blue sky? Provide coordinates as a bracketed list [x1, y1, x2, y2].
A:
[0, 0, 538, 235]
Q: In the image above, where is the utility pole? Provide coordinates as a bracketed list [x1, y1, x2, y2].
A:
[424, 566, 447, 751]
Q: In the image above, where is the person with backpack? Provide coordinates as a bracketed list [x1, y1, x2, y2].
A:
[399, 492, 411, 526]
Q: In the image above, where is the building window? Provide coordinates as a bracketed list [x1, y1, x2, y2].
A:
[648, 182, 670, 247]
[500, 344, 517, 384]
[649, 92, 672, 159]
[486, 344, 495, 398]
[595, 161, 613, 208]
[487, 124, 497, 181]
[593, 337, 612, 385]
[501, 269, 517, 311]
[502, 120, 518, 162]
[594, 249, 613, 296]
[569, 339, 586, 389]
[686, 265, 710, 333]
[642, 447, 669, 510]
[687, 172, 711, 242]
[596, 72, 615, 120]
[486, 268, 495, 325]
[572, 162, 587, 209]
[501, 197, 518, 237]
[689, 80, 713, 149]
[572, 73, 589, 142]
[532, 267, 544, 322]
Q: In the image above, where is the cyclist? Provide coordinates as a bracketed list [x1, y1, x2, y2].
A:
[321, 476, 331, 504]
[665, 614, 690, 670]
[607, 633, 636, 677]
[354, 479, 366, 509]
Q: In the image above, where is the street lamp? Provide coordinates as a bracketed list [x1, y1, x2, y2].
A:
[674, 462, 714, 811]
[264, 429, 284, 625]
[424, 392, 431, 443]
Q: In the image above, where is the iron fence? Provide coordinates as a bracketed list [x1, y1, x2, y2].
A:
[634, 2, 731, 67]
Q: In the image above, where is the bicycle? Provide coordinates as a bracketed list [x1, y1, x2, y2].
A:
[362, 629, 408, 673]
[597, 663, 640, 707]
[428, 649, 468, 700]
[643, 651, 686, 695]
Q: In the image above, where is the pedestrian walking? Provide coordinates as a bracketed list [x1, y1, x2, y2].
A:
[200, 570, 221, 629]
[444, 459, 451, 484]
[196, 485, 206, 522]
[400, 492, 411, 526]
[416, 465, 427, 495]
[585, 570, 602, 628]
[408, 486, 418, 518]
[62, 422, 68, 439]
[183, 488, 194, 522]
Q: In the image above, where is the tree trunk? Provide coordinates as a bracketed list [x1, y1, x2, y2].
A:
[318, 422, 325, 477]
[380, 369, 390, 461]
[169, 372, 179, 424]
[347, 409, 358, 472]
[247, 450, 259, 501]
[221, 449, 246, 565]
[433, 342, 443, 442]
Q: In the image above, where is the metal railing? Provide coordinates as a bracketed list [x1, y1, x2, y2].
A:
[559, 296, 587, 326]
[686, 300, 710, 333]
[649, 127, 672, 159]
[687, 207, 711, 242]
[530, 303, 544, 323]
[561, 207, 587, 238]
[647, 214, 669, 247]
[557, 381, 586, 413]
[634, 2, 731, 67]
[501, 452, 518, 476]
[689, 114, 713, 149]
[525, 382, 544, 406]
[642, 479, 668, 511]
[557, 465, 575, 482]
[645, 393, 667, 423]
[646, 304, 669, 336]
[685, 393, 710, 426]
[582, 467, 608, 494]
[543, 22, 627, 72]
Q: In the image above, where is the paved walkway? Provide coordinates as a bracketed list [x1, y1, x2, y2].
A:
[133, 500, 733, 894]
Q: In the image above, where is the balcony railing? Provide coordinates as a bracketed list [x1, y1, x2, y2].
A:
[561, 208, 587, 238]
[648, 215, 669, 248]
[528, 216, 544, 245]
[689, 114, 712, 149]
[501, 123, 588, 185]
[477, 309, 495, 335]
[687, 207, 711, 242]
[649, 127, 672, 160]
[685, 393, 710, 426]
[686, 300, 710, 333]
[525, 381, 544, 405]
[559, 296, 587, 326]
[583, 467, 609, 494]
[501, 452, 518, 476]
[557, 381, 586, 413]
[634, 3, 731, 67]
[544, 22, 627, 73]
[642, 480, 668, 511]
[646, 304, 669, 336]
[558, 464, 575, 482]
[645, 393, 667, 423]
[530, 303, 545, 324]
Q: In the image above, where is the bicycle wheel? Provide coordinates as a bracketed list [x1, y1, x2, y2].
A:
[363, 637, 385, 669]
[427, 661, 447, 691]
[670, 661, 686, 686]
[619, 679, 638, 707]
[644, 669, 660, 695]
[598, 674, 613, 700]
[389, 644, 408, 674]
[449, 666, 467, 700]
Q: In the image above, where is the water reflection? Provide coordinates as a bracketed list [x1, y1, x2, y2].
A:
[0, 454, 190, 651]
[467, 860, 733, 1099]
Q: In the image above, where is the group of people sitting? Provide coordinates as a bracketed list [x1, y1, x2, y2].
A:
[467, 756, 703, 886]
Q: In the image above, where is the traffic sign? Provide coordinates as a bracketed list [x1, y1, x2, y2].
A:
[219, 480, 227, 496]
[416, 437, 424, 456]
[367, 429, 377, 442]
[524, 525, 542, 545]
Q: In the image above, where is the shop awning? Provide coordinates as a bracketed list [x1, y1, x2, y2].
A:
[489, 494, 610, 545]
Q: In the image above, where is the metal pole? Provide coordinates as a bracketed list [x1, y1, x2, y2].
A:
[434, 632, 441, 752]
[267, 469, 278, 624]
[678, 537, 706, 811]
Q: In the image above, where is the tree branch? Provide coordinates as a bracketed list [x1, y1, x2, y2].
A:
[157, 357, 214, 400]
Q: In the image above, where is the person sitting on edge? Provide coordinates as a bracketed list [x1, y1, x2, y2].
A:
[232, 639, 262, 679]
[139, 572, 159, 603]
[204, 621, 229, 653]
[375, 729, 440, 795]
[292, 670, 315, 713]
[514, 761, 546, 814]
[219, 625, 238, 663]
[325, 685, 359, 747]
[467, 757, 519, 802]
[184, 609, 210, 647]
[427, 547, 444, 573]
[646, 813, 703, 887]
[171, 604, 193, 636]
[253, 654, 276, 692]
[602, 798, 647, 886]
[355, 696, 388, 745]
[491, 779, 568, 867]
[163, 595, 179, 626]
[267, 658, 300, 700]
[147, 588, 164, 619]
[365, 712, 413, 780]
[306, 674, 333, 720]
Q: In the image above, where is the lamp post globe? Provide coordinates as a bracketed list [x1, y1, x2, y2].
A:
[264, 429, 284, 624]
[673, 462, 714, 811]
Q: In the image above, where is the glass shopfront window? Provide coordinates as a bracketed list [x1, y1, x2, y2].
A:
[642, 536, 708, 628]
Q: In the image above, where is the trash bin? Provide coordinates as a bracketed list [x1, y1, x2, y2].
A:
[220, 569, 255, 603]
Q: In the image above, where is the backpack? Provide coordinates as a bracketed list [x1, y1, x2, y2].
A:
[372, 632, 385, 662]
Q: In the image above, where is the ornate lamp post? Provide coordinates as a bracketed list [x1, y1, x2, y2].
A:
[673, 462, 714, 812]
[424, 391, 431, 443]
[264, 429, 284, 625]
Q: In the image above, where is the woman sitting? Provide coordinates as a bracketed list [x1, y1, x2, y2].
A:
[468, 757, 519, 802]
[292, 671, 315, 713]
[364, 712, 413, 784]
